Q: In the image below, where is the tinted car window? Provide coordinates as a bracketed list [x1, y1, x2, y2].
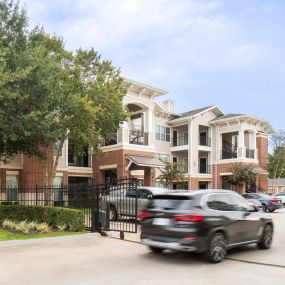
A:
[126, 188, 137, 198]
[148, 195, 192, 210]
[207, 194, 236, 211]
[248, 193, 259, 199]
[230, 194, 252, 212]
[140, 189, 152, 199]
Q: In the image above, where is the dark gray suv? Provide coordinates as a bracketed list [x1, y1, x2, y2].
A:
[139, 190, 273, 263]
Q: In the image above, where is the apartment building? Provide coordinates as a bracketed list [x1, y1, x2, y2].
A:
[0, 78, 272, 194]
[94, 78, 272, 192]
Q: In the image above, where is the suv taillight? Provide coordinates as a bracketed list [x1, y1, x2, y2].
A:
[138, 211, 152, 220]
[270, 199, 279, 203]
[173, 214, 204, 222]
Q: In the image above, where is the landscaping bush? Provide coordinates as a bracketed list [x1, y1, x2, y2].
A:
[0, 205, 85, 231]
[2, 220, 51, 233]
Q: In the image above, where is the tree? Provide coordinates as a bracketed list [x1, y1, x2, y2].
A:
[0, 0, 60, 162]
[268, 129, 285, 192]
[158, 161, 185, 189]
[0, 1, 127, 184]
[225, 163, 256, 193]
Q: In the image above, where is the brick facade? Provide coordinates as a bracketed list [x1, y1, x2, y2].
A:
[93, 149, 156, 186]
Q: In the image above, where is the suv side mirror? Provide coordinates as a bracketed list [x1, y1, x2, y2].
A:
[147, 194, 153, 200]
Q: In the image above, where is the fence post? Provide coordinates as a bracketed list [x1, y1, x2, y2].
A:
[35, 184, 38, 206]
[91, 178, 100, 232]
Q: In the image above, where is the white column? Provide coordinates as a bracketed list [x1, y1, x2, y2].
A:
[238, 128, 245, 158]
[188, 120, 192, 175]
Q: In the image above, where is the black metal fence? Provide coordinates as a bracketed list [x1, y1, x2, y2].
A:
[0, 177, 139, 234]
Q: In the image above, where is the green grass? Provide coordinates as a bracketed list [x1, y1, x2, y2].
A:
[0, 229, 88, 241]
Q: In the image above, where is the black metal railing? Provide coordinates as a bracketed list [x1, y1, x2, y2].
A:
[0, 177, 139, 234]
[221, 141, 238, 159]
[129, 130, 148, 145]
[246, 148, 255, 159]
[175, 163, 188, 173]
[199, 136, 211, 147]
[101, 132, 118, 147]
[172, 135, 189, 147]
[199, 164, 211, 174]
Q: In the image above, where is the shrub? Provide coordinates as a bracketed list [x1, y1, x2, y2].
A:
[0, 205, 85, 231]
[2, 220, 51, 233]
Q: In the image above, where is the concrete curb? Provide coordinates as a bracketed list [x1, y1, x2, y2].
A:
[0, 233, 101, 248]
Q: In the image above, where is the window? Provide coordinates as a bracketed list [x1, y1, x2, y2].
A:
[230, 194, 252, 212]
[207, 194, 236, 211]
[140, 189, 152, 199]
[156, 153, 170, 162]
[6, 175, 18, 201]
[155, 125, 170, 142]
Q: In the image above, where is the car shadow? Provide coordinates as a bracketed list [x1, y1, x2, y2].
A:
[141, 244, 259, 265]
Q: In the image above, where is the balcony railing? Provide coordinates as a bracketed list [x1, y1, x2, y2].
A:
[199, 164, 211, 174]
[246, 148, 255, 159]
[199, 136, 211, 147]
[221, 149, 238, 160]
[172, 135, 189, 147]
[175, 163, 188, 173]
[129, 130, 148, 145]
[101, 132, 118, 147]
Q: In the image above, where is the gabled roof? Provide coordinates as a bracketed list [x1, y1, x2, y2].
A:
[168, 105, 224, 122]
[211, 114, 244, 122]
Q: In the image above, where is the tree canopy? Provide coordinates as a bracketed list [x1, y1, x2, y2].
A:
[0, 0, 127, 181]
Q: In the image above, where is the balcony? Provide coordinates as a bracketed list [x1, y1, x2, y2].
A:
[175, 163, 188, 174]
[129, 130, 148, 145]
[172, 135, 188, 147]
[199, 135, 211, 147]
[220, 140, 238, 160]
[101, 132, 118, 147]
[199, 164, 211, 174]
[68, 145, 91, 168]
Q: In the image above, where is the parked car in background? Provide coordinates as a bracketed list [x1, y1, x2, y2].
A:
[242, 193, 283, 212]
[247, 199, 263, 211]
[139, 189, 273, 263]
[273, 192, 285, 206]
[104, 187, 168, 221]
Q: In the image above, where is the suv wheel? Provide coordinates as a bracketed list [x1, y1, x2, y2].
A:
[149, 246, 164, 254]
[268, 209, 275, 213]
[258, 224, 273, 250]
[109, 206, 118, 221]
[205, 233, 227, 263]
[262, 204, 267, 212]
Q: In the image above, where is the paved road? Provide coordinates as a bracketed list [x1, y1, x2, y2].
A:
[0, 210, 285, 285]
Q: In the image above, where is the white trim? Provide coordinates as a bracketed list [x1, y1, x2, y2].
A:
[6, 171, 19, 175]
[220, 172, 233, 176]
[99, 164, 117, 170]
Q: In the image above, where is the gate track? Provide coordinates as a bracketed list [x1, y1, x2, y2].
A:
[107, 236, 285, 269]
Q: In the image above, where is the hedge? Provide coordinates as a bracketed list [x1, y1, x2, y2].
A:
[0, 205, 85, 231]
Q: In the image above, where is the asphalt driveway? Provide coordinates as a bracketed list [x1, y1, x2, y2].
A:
[0, 209, 284, 285]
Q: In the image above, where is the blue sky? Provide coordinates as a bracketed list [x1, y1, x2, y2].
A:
[25, 0, 285, 130]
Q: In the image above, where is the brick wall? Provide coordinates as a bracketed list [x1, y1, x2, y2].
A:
[93, 149, 155, 185]
[256, 135, 268, 169]
[21, 146, 54, 186]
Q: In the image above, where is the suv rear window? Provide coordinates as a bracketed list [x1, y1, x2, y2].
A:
[148, 195, 192, 210]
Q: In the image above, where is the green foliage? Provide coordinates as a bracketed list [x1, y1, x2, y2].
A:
[0, 0, 127, 171]
[225, 163, 256, 192]
[268, 130, 285, 180]
[2, 220, 51, 233]
[158, 161, 185, 189]
[0, 205, 85, 231]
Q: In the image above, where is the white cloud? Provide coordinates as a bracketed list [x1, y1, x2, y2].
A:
[24, 0, 271, 85]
